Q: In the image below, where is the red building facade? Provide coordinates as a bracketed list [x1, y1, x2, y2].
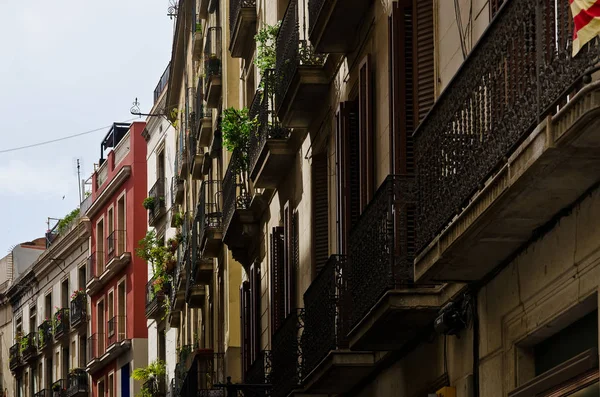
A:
[85, 122, 148, 397]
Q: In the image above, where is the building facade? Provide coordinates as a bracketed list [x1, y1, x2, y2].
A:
[85, 122, 148, 397]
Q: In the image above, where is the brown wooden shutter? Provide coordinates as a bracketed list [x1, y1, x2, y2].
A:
[348, 102, 361, 229]
[240, 281, 251, 377]
[359, 55, 374, 211]
[312, 152, 329, 276]
[270, 227, 285, 334]
[283, 204, 298, 317]
[390, 0, 416, 175]
[335, 104, 347, 254]
[249, 263, 260, 364]
[413, 0, 435, 124]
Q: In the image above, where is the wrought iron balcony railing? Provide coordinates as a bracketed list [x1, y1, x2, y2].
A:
[272, 309, 304, 397]
[223, 149, 251, 235]
[229, 0, 256, 35]
[52, 379, 68, 397]
[9, 343, 20, 370]
[302, 255, 348, 376]
[108, 315, 126, 347]
[149, 178, 167, 226]
[34, 390, 52, 397]
[53, 308, 69, 338]
[275, 0, 325, 113]
[38, 320, 53, 349]
[88, 333, 105, 362]
[154, 62, 171, 104]
[67, 369, 88, 397]
[146, 276, 170, 319]
[198, 180, 222, 247]
[347, 175, 415, 330]
[203, 27, 223, 91]
[245, 350, 272, 388]
[414, 0, 600, 254]
[106, 230, 126, 262]
[248, 70, 291, 178]
[142, 377, 166, 397]
[21, 332, 38, 359]
[70, 294, 87, 327]
[171, 176, 184, 207]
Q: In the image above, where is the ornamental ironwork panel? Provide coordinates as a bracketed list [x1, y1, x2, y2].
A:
[149, 178, 166, 225]
[66, 369, 88, 397]
[53, 308, 69, 338]
[245, 350, 272, 396]
[302, 255, 347, 377]
[223, 149, 251, 235]
[204, 27, 223, 91]
[271, 309, 304, 397]
[347, 176, 416, 329]
[38, 320, 53, 350]
[198, 180, 223, 245]
[248, 70, 291, 178]
[414, 0, 600, 254]
[229, 0, 256, 35]
[70, 295, 87, 327]
[307, 0, 326, 36]
[275, 0, 325, 113]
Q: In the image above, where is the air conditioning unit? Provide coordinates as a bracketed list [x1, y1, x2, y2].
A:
[428, 386, 456, 397]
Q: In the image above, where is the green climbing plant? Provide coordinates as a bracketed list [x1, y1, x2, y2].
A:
[136, 231, 174, 317]
[254, 22, 281, 88]
[133, 360, 166, 397]
[221, 107, 259, 170]
[57, 208, 80, 234]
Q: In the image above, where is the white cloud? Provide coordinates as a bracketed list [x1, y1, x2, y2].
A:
[0, 159, 73, 196]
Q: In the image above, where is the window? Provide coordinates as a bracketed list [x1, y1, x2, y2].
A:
[270, 227, 285, 333]
[312, 151, 329, 275]
[46, 357, 53, 389]
[107, 290, 114, 333]
[97, 299, 105, 354]
[117, 196, 126, 253]
[45, 293, 52, 321]
[61, 279, 69, 308]
[78, 265, 86, 291]
[117, 280, 126, 338]
[15, 315, 23, 339]
[108, 372, 114, 397]
[61, 346, 69, 379]
[79, 334, 87, 368]
[97, 219, 105, 272]
[98, 379, 105, 397]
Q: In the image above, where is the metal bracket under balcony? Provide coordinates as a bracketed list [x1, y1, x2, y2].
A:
[415, 83, 600, 283]
[229, 0, 257, 58]
[308, 0, 369, 53]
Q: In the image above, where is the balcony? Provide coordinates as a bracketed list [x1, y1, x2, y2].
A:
[70, 294, 87, 328]
[248, 72, 294, 189]
[9, 343, 21, 371]
[85, 230, 131, 294]
[177, 143, 189, 179]
[275, 0, 328, 128]
[308, 0, 370, 53]
[413, 0, 600, 283]
[66, 369, 89, 397]
[87, 325, 131, 374]
[154, 63, 170, 104]
[204, 27, 222, 108]
[21, 332, 38, 361]
[148, 178, 167, 226]
[52, 379, 68, 397]
[245, 350, 271, 390]
[196, 102, 213, 149]
[172, 176, 185, 206]
[169, 244, 188, 327]
[38, 320, 53, 350]
[142, 377, 166, 397]
[85, 252, 103, 295]
[54, 308, 70, 339]
[34, 391, 52, 397]
[302, 255, 376, 393]
[222, 149, 259, 267]
[186, 247, 207, 309]
[146, 276, 170, 321]
[177, 350, 225, 396]
[193, 23, 204, 61]
[189, 130, 206, 180]
[272, 310, 304, 397]
[198, 180, 222, 258]
[229, 0, 256, 58]
[345, 176, 449, 351]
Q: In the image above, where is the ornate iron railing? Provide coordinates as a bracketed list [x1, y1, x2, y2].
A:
[108, 315, 126, 347]
[245, 350, 272, 390]
[272, 309, 304, 397]
[34, 390, 52, 397]
[149, 178, 167, 225]
[204, 27, 223, 91]
[414, 0, 600, 254]
[223, 149, 251, 235]
[52, 379, 68, 397]
[275, 0, 325, 113]
[9, 343, 20, 370]
[66, 369, 88, 397]
[143, 377, 166, 397]
[229, 0, 256, 35]
[53, 308, 69, 338]
[302, 255, 347, 377]
[146, 276, 169, 315]
[248, 70, 291, 177]
[106, 230, 126, 262]
[70, 294, 86, 327]
[21, 331, 38, 359]
[171, 176, 184, 207]
[347, 176, 415, 329]
[198, 180, 222, 247]
[154, 62, 171, 103]
[38, 320, 53, 349]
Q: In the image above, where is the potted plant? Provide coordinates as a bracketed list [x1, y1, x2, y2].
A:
[19, 334, 29, 355]
[143, 197, 156, 210]
[71, 289, 86, 301]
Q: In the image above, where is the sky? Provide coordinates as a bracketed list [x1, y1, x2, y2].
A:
[0, 0, 174, 253]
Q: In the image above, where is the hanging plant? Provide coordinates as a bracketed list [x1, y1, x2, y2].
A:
[221, 107, 259, 168]
[143, 197, 156, 210]
[254, 22, 280, 88]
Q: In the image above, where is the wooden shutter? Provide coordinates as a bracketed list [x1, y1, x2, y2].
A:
[270, 227, 285, 334]
[249, 263, 260, 364]
[413, 0, 435, 124]
[283, 204, 298, 317]
[348, 103, 361, 229]
[359, 55, 375, 211]
[390, 0, 416, 175]
[240, 281, 251, 377]
[312, 152, 329, 276]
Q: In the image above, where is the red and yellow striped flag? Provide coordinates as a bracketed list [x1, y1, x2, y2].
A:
[572, 0, 600, 56]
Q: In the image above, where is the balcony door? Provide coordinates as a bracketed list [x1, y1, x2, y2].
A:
[97, 300, 105, 355]
[118, 281, 126, 339]
[117, 196, 126, 254]
[97, 220, 105, 273]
